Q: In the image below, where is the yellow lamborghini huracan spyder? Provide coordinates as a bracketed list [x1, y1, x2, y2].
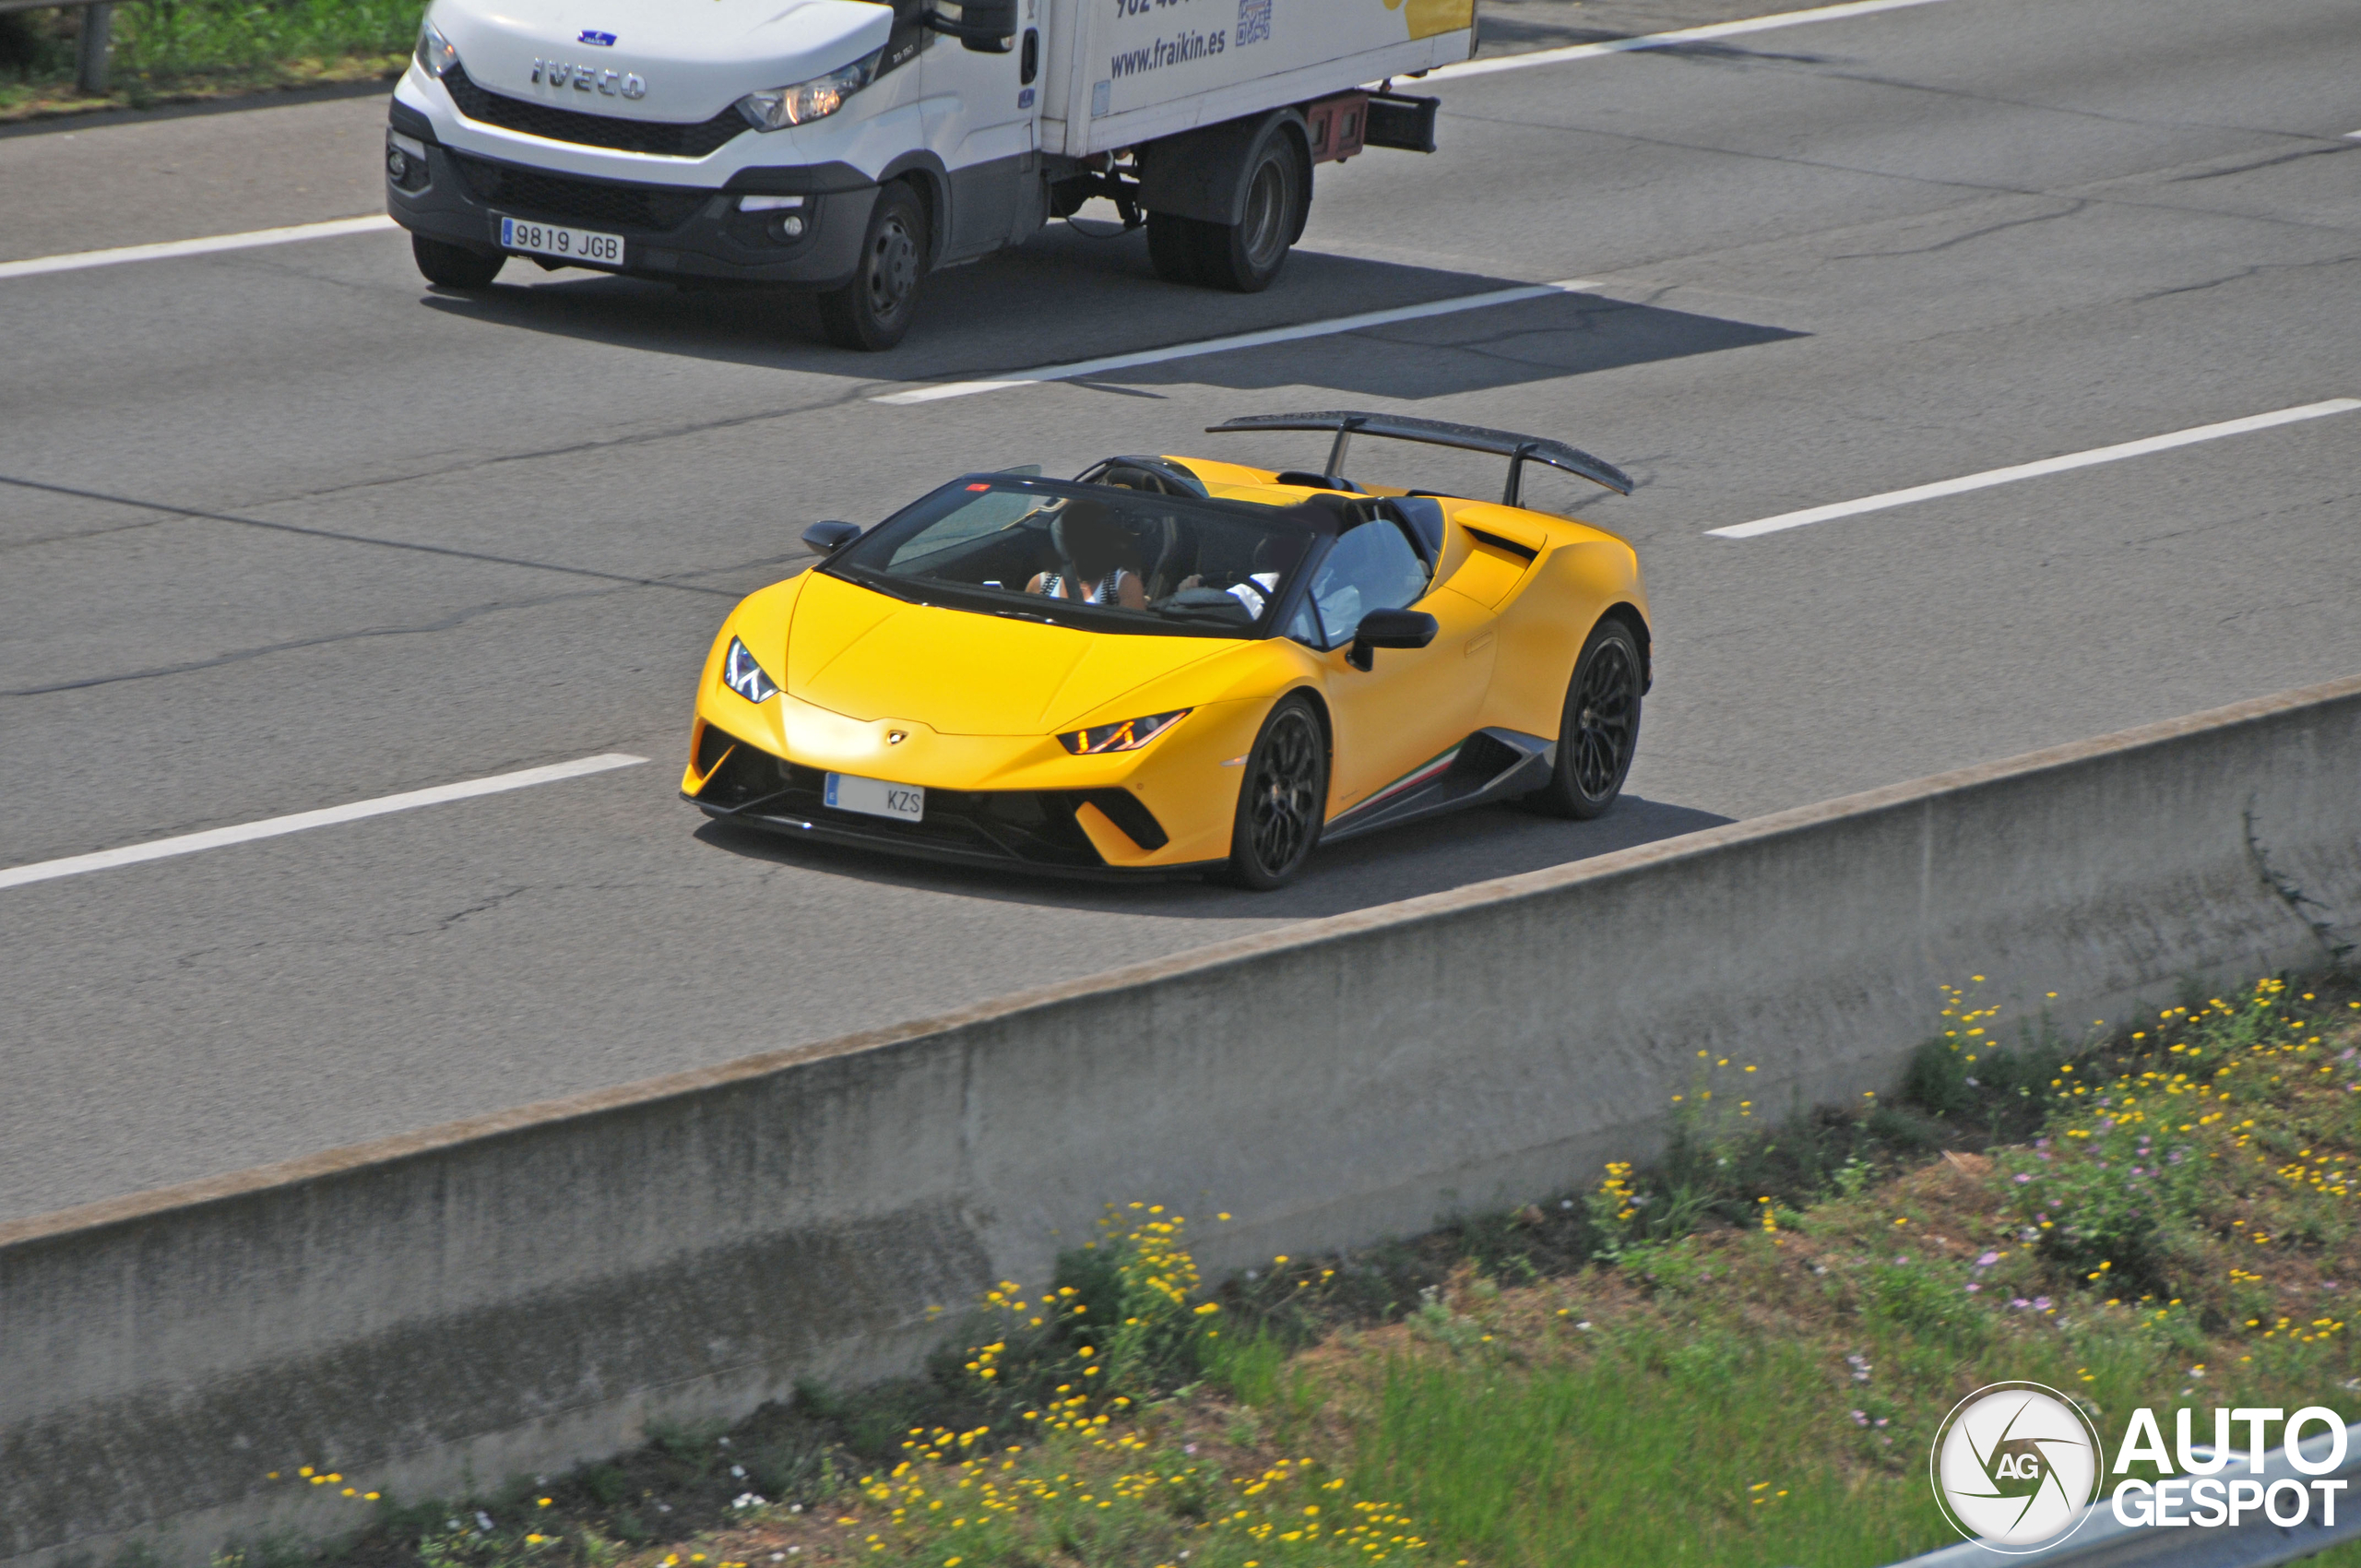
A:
[682, 411, 1650, 888]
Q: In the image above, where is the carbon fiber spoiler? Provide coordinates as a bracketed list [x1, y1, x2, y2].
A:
[1205, 410, 1633, 505]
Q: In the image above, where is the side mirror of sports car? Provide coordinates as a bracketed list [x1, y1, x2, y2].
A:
[802, 519, 860, 554]
[1347, 608, 1438, 671]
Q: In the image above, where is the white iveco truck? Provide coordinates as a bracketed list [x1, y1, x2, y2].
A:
[385, 0, 1469, 347]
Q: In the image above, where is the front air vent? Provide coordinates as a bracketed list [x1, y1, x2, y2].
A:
[444, 64, 748, 159]
[451, 153, 709, 232]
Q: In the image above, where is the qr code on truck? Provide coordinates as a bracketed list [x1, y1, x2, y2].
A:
[1236, 0, 1270, 46]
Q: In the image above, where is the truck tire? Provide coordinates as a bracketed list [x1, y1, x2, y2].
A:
[1193, 131, 1306, 293]
[1145, 211, 1206, 285]
[818, 183, 928, 351]
[412, 234, 504, 291]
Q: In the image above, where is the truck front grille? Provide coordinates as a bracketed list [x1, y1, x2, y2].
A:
[452, 153, 709, 232]
[444, 65, 748, 159]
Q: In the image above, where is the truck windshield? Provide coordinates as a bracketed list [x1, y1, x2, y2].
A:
[818, 476, 1320, 638]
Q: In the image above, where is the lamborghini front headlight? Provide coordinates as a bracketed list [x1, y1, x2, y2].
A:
[721, 637, 780, 703]
[1058, 709, 1191, 755]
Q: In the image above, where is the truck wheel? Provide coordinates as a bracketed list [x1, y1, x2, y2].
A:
[412, 234, 504, 291]
[1194, 134, 1305, 293]
[818, 184, 927, 350]
[1145, 211, 1205, 285]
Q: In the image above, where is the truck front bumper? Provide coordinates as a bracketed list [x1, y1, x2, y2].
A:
[386, 100, 877, 291]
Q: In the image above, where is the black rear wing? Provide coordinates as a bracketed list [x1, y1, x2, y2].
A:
[1205, 410, 1632, 505]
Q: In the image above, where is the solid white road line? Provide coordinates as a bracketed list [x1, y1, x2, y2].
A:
[0, 753, 647, 892]
[1426, 0, 1957, 82]
[872, 279, 1600, 404]
[0, 215, 397, 282]
[1707, 398, 2361, 540]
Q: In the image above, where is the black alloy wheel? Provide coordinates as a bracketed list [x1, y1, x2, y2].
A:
[1227, 695, 1328, 889]
[1194, 136, 1304, 293]
[1525, 619, 1643, 820]
[411, 233, 504, 290]
[819, 182, 927, 350]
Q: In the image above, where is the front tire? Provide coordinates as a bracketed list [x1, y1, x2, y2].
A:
[818, 183, 927, 350]
[1526, 618, 1643, 820]
[1225, 695, 1328, 889]
[412, 233, 504, 291]
[1192, 133, 1306, 293]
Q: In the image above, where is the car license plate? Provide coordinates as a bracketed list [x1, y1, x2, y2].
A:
[496, 216, 624, 267]
[825, 773, 924, 822]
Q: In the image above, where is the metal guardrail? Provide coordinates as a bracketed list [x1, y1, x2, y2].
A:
[1889, 1421, 2361, 1568]
[3, 0, 120, 97]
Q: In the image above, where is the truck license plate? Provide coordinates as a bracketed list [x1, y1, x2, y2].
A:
[496, 216, 624, 267]
[825, 773, 924, 822]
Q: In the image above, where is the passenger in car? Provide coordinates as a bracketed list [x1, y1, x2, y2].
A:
[1207, 532, 1310, 618]
[1028, 498, 1147, 609]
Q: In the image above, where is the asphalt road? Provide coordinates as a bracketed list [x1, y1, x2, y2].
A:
[3, 0, 2356, 1224]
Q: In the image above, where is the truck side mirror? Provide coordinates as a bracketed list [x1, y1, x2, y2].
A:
[802, 520, 860, 553]
[1347, 608, 1437, 671]
[926, 0, 1016, 51]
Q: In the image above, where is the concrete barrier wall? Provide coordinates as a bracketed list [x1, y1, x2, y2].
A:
[7, 673, 2359, 1567]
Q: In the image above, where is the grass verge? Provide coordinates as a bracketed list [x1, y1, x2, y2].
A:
[0, 0, 414, 122]
[196, 972, 2361, 1568]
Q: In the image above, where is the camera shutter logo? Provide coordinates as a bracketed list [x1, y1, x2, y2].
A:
[1931, 1383, 2103, 1552]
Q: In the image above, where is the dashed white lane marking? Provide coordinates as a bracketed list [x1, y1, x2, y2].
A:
[0, 216, 397, 282]
[0, 753, 647, 892]
[1428, 0, 1958, 82]
[1707, 398, 2361, 539]
[873, 278, 1600, 403]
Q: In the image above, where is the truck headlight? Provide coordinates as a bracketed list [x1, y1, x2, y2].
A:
[737, 51, 879, 130]
[415, 18, 458, 77]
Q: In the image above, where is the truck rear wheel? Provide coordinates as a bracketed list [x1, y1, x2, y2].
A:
[412, 234, 504, 291]
[818, 183, 928, 351]
[1193, 135, 1305, 293]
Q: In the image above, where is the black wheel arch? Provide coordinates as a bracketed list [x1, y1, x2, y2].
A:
[1136, 108, 1311, 227]
[1599, 602, 1652, 693]
[874, 153, 949, 265]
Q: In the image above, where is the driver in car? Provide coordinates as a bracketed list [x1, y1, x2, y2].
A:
[1027, 499, 1147, 610]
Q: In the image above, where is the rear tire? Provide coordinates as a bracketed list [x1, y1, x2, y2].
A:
[818, 183, 927, 350]
[1145, 210, 1206, 285]
[1525, 618, 1643, 820]
[1225, 695, 1327, 889]
[412, 233, 504, 291]
[1193, 132, 1306, 293]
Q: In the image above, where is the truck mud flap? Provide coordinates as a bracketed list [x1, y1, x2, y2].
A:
[1365, 91, 1440, 154]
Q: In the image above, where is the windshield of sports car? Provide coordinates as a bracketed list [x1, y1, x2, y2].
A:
[817, 477, 1321, 638]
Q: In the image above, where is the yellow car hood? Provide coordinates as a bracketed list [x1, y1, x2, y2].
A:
[785, 570, 1228, 736]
